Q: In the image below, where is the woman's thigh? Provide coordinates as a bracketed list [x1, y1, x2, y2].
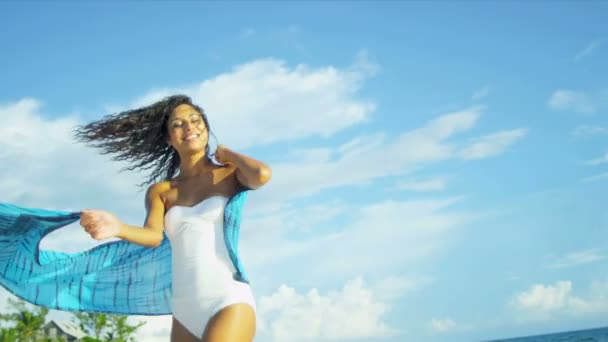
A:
[202, 303, 256, 342]
[171, 316, 200, 342]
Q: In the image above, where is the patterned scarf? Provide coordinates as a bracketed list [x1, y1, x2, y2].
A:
[0, 188, 250, 315]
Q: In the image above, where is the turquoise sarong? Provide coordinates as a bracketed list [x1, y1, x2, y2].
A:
[0, 188, 250, 315]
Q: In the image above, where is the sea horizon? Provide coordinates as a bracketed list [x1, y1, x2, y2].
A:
[486, 325, 608, 342]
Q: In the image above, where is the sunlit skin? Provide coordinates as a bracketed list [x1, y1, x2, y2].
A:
[80, 103, 271, 341]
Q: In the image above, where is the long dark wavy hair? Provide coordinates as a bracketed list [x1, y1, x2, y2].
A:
[73, 94, 217, 191]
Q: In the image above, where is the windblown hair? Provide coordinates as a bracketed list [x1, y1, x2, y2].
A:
[73, 94, 217, 191]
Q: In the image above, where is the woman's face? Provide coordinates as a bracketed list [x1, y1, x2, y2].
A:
[166, 104, 208, 153]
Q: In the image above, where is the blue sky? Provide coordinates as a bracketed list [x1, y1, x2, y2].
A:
[1, 2, 607, 341]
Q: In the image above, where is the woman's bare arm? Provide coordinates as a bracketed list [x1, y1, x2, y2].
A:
[117, 183, 166, 247]
[81, 183, 165, 248]
[216, 144, 272, 190]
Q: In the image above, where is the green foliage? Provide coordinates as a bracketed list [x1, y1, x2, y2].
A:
[0, 298, 48, 342]
[0, 298, 146, 342]
[71, 313, 145, 342]
[102, 315, 145, 342]
[72, 313, 107, 340]
[0, 327, 18, 342]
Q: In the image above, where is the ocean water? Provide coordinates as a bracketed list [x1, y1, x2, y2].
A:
[487, 326, 608, 342]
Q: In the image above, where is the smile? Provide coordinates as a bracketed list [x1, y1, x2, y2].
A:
[184, 134, 200, 141]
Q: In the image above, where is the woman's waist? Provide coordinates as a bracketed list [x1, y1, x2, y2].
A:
[172, 256, 236, 279]
[171, 272, 253, 298]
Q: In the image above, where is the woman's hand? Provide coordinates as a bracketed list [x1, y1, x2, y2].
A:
[214, 144, 231, 165]
[80, 209, 123, 241]
[213, 144, 272, 190]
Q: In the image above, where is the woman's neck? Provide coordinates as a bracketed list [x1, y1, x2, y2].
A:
[178, 152, 215, 179]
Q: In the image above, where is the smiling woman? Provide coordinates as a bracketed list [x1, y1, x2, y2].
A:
[0, 95, 271, 342]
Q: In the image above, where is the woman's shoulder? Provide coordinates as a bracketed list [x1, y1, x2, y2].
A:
[150, 180, 174, 190]
[146, 180, 174, 200]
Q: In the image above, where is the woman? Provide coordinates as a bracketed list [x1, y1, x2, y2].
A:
[77, 94, 271, 341]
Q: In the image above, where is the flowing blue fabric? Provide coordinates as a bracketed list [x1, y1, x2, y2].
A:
[0, 188, 250, 315]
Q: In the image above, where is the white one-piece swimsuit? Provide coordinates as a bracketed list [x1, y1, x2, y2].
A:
[164, 195, 256, 338]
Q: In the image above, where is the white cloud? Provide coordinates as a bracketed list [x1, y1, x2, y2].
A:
[510, 279, 608, 320]
[428, 317, 472, 334]
[393, 176, 448, 192]
[255, 106, 526, 206]
[547, 90, 598, 114]
[234, 108, 506, 290]
[239, 199, 348, 270]
[572, 125, 608, 136]
[472, 85, 491, 101]
[0, 98, 78, 164]
[429, 318, 457, 333]
[0, 98, 143, 213]
[0, 288, 18, 313]
[511, 281, 574, 318]
[257, 276, 422, 341]
[131, 315, 172, 342]
[574, 39, 603, 62]
[458, 128, 528, 160]
[545, 249, 606, 269]
[126, 56, 378, 150]
[242, 195, 475, 286]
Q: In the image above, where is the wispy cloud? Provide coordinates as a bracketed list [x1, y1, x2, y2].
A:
[580, 172, 608, 183]
[458, 128, 528, 160]
[393, 176, 448, 192]
[548, 90, 597, 114]
[574, 39, 603, 62]
[472, 85, 491, 101]
[572, 125, 608, 137]
[585, 152, 608, 166]
[242, 195, 475, 288]
[256, 106, 526, 206]
[428, 317, 473, 334]
[545, 249, 606, 269]
[429, 318, 457, 333]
